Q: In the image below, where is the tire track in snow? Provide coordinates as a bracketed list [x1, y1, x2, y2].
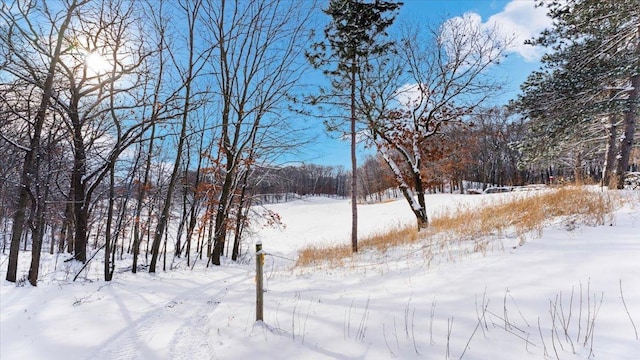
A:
[86, 281, 227, 360]
[168, 298, 220, 360]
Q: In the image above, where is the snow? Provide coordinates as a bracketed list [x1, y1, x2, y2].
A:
[2, 190, 639, 359]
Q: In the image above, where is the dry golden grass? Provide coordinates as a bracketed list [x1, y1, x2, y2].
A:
[295, 186, 619, 268]
[296, 244, 353, 268]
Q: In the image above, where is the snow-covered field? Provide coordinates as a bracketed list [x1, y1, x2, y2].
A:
[1, 190, 639, 359]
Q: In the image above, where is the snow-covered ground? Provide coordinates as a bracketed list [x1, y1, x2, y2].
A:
[1, 190, 639, 359]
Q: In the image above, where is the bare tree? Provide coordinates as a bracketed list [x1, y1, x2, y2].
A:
[2, 0, 159, 284]
[148, 0, 213, 273]
[129, 0, 178, 274]
[48, 0, 153, 271]
[203, 0, 315, 265]
[1, 0, 90, 283]
[362, 15, 508, 229]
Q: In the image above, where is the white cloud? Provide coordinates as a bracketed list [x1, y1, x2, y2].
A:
[394, 83, 423, 107]
[441, 12, 505, 67]
[442, 0, 552, 63]
[486, 0, 553, 62]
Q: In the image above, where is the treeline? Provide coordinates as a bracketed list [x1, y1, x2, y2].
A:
[257, 102, 638, 203]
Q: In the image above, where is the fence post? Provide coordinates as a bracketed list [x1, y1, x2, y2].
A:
[256, 241, 264, 321]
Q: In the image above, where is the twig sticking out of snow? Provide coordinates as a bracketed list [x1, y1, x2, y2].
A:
[619, 279, 639, 340]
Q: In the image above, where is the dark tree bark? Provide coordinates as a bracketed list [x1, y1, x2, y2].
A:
[350, 59, 358, 252]
[614, 74, 639, 189]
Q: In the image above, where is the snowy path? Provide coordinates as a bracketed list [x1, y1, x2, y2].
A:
[85, 281, 223, 360]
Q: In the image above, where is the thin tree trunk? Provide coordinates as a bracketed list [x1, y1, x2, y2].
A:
[49, 225, 55, 255]
[133, 110, 158, 273]
[174, 170, 189, 258]
[104, 165, 116, 281]
[350, 59, 358, 253]
[211, 167, 234, 265]
[573, 151, 583, 184]
[60, 193, 74, 254]
[149, 127, 187, 272]
[185, 154, 204, 265]
[232, 172, 250, 261]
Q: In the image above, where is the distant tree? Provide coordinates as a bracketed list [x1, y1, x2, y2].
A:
[307, 0, 402, 252]
[465, 108, 528, 187]
[439, 125, 477, 193]
[358, 155, 396, 202]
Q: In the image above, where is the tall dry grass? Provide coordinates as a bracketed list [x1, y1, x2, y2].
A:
[295, 187, 619, 268]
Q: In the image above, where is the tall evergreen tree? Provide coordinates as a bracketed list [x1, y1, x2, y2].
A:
[307, 0, 402, 252]
[515, 0, 639, 188]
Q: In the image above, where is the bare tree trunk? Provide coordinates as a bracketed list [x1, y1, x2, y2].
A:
[28, 164, 51, 286]
[211, 167, 234, 266]
[149, 118, 187, 272]
[104, 165, 116, 281]
[132, 136, 154, 273]
[0, 186, 6, 255]
[574, 151, 583, 184]
[70, 108, 89, 263]
[62, 195, 75, 255]
[602, 114, 617, 187]
[185, 139, 205, 265]
[350, 60, 358, 253]
[231, 171, 250, 261]
[614, 74, 639, 189]
[379, 148, 428, 230]
[49, 226, 56, 255]
[174, 167, 189, 258]
[412, 165, 429, 229]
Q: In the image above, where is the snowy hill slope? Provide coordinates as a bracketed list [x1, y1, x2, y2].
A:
[1, 190, 639, 359]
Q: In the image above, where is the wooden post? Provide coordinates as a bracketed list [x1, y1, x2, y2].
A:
[256, 241, 264, 321]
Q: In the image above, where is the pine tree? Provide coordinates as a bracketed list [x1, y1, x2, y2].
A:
[516, 0, 639, 187]
[307, 0, 402, 252]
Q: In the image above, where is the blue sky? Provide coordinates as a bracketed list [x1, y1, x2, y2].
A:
[298, 0, 552, 168]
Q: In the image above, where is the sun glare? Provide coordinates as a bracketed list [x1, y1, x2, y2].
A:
[84, 52, 110, 75]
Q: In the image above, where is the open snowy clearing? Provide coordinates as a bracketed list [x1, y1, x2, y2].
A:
[1, 190, 639, 359]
